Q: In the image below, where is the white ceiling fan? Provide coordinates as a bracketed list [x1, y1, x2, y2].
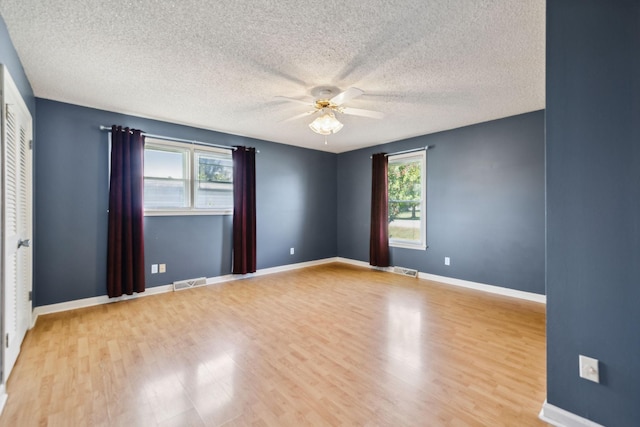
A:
[277, 86, 385, 135]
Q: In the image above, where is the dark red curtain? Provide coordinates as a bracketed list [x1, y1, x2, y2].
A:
[232, 146, 257, 274]
[370, 153, 390, 267]
[107, 125, 146, 297]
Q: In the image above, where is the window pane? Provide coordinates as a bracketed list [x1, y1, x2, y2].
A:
[388, 153, 425, 247]
[144, 178, 189, 208]
[389, 201, 422, 241]
[195, 150, 233, 210]
[145, 149, 186, 179]
[144, 146, 189, 208]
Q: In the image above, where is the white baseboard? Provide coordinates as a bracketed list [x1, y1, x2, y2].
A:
[0, 384, 6, 417]
[539, 400, 604, 427]
[31, 256, 544, 324]
[31, 257, 340, 323]
[246, 257, 339, 278]
[418, 271, 546, 303]
[206, 274, 236, 285]
[335, 257, 371, 268]
[334, 258, 545, 304]
[31, 284, 174, 327]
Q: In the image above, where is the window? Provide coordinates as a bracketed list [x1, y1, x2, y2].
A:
[388, 151, 426, 249]
[144, 144, 189, 209]
[194, 150, 233, 209]
[143, 138, 233, 215]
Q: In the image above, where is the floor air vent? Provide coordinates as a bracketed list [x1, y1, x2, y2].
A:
[392, 266, 418, 278]
[173, 277, 207, 291]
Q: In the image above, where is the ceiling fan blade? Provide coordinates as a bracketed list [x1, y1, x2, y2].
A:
[341, 107, 385, 119]
[330, 87, 364, 106]
[280, 110, 317, 123]
[275, 96, 315, 106]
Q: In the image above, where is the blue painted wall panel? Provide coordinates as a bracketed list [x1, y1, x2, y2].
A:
[546, 1, 640, 425]
[34, 99, 337, 306]
[337, 111, 545, 294]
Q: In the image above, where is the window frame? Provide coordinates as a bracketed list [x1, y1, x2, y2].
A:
[387, 150, 427, 250]
[143, 138, 233, 216]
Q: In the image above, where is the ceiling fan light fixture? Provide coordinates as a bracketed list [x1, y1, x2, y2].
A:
[309, 111, 343, 135]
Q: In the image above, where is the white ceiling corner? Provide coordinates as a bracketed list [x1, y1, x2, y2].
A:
[0, 0, 545, 153]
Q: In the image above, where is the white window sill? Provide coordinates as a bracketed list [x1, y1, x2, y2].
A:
[144, 209, 232, 217]
[390, 241, 427, 251]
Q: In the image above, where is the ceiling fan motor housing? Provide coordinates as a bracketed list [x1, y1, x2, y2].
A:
[310, 86, 340, 99]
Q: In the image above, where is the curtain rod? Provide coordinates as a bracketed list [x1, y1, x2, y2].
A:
[370, 146, 430, 159]
[386, 146, 429, 157]
[100, 125, 238, 151]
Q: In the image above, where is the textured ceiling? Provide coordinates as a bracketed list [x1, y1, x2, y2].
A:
[0, 0, 545, 153]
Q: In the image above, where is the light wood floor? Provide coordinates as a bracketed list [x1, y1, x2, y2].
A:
[0, 263, 547, 426]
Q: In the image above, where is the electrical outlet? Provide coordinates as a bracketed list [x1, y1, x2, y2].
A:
[290, 248, 295, 255]
[151, 264, 158, 274]
[444, 257, 450, 266]
[579, 355, 599, 383]
[159, 264, 166, 273]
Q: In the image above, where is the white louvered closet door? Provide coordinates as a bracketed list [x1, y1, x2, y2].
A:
[1, 65, 33, 383]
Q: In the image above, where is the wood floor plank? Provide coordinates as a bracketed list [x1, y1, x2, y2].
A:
[0, 263, 547, 426]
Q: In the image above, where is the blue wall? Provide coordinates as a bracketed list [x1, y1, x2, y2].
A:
[337, 111, 545, 294]
[546, 1, 640, 426]
[34, 100, 545, 307]
[34, 99, 337, 306]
